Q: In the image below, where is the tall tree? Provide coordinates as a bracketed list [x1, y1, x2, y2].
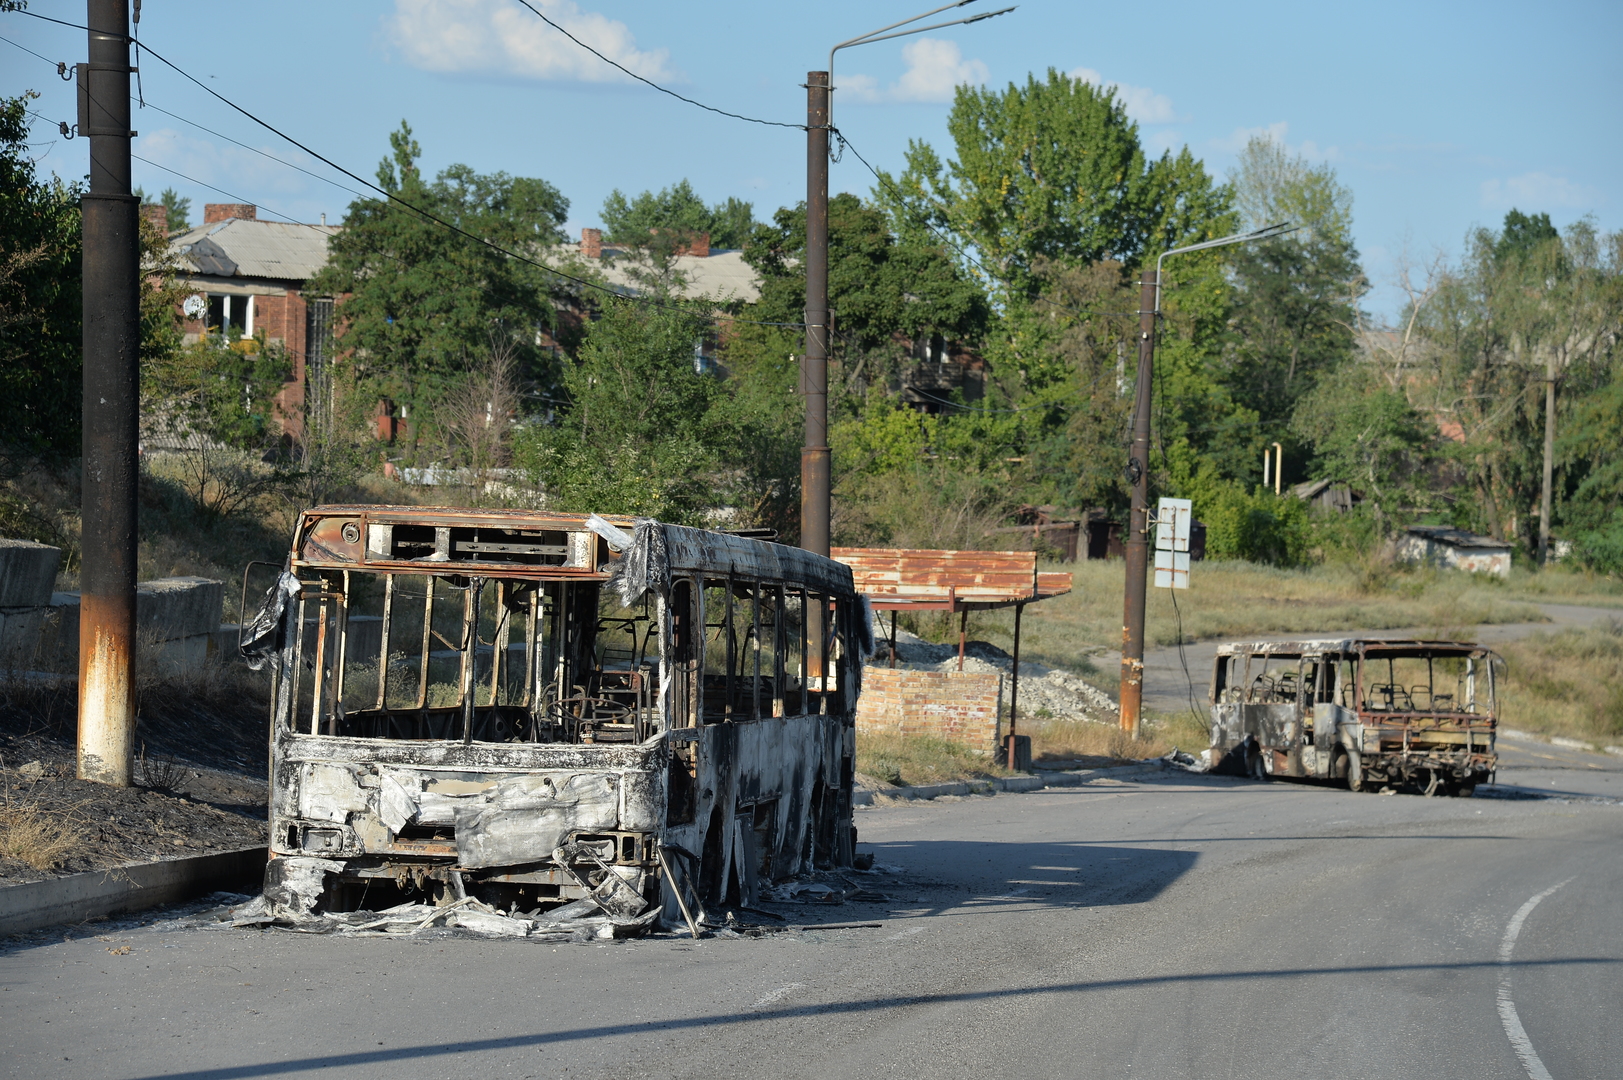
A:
[601, 179, 758, 251]
[1227, 136, 1365, 446]
[310, 121, 568, 453]
[0, 92, 82, 454]
[874, 69, 1232, 298]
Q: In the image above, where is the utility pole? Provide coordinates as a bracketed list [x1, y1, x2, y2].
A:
[1117, 223, 1292, 738]
[802, 3, 1014, 559]
[1537, 360, 1555, 566]
[1118, 270, 1157, 739]
[77, 0, 141, 786]
[801, 71, 830, 559]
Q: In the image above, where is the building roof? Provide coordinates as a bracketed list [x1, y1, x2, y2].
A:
[553, 242, 761, 304]
[168, 217, 340, 283]
[1404, 525, 1513, 551]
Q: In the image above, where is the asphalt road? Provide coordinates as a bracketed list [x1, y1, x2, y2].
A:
[2, 733, 1618, 1080]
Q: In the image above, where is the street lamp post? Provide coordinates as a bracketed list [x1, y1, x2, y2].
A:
[800, 0, 1014, 558]
[1119, 223, 1291, 739]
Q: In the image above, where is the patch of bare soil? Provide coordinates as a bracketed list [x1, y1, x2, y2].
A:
[0, 664, 271, 887]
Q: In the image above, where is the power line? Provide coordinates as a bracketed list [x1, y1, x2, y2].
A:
[10, 7, 806, 328]
[511, 0, 803, 131]
[0, 31, 55, 65]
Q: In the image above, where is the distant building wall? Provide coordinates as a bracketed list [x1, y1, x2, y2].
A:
[855, 667, 1003, 755]
[1396, 532, 1512, 578]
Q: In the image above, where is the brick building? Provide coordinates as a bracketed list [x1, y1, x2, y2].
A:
[165, 204, 340, 440]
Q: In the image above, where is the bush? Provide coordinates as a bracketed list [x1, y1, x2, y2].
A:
[1570, 510, 1623, 577]
[1196, 484, 1312, 567]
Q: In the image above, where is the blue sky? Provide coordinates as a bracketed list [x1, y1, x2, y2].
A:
[6, 0, 1619, 319]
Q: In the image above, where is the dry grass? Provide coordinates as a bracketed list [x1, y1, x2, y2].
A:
[956, 560, 1559, 677]
[855, 733, 1014, 787]
[1024, 709, 1208, 766]
[1497, 620, 1623, 747]
[0, 783, 85, 871]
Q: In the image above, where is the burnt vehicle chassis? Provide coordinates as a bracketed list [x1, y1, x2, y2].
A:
[1207, 639, 1500, 796]
[245, 506, 868, 925]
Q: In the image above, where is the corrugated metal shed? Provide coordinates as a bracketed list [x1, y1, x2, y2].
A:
[170, 219, 339, 282]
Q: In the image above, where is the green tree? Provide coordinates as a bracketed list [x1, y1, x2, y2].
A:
[310, 121, 569, 454]
[1227, 136, 1366, 449]
[514, 299, 738, 523]
[0, 92, 82, 454]
[1292, 362, 1433, 523]
[875, 69, 1232, 298]
[1417, 214, 1620, 550]
[135, 186, 192, 232]
[601, 179, 758, 251]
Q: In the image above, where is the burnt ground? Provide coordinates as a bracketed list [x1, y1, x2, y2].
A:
[0, 665, 271, 887]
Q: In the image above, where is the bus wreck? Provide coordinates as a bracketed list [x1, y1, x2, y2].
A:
[1206, 639, 1500, 796]
[239, 506, 869, 934]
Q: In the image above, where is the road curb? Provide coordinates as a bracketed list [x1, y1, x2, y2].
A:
[854, 761, 1166, 806]
[0, 846, 266, 937]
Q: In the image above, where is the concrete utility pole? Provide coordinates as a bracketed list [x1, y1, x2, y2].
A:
[1118, 223, 1291, 739]
[77, 0, 141, 785]
[801, 71, 831, 559]
[802, 1, 1014, 558]
[1537, 360, 1555, 565]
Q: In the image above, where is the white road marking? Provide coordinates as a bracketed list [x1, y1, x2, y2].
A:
[750, 982, 804, 1009]
[1497, 877, 1574, 1080]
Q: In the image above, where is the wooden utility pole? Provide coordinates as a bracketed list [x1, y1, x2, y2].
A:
[77, 0, 141, 785]
[1118, 270, 1157, 739]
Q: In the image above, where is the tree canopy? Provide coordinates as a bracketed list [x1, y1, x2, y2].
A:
[310, 121, 569, 448]
[601, 179, 757, 251]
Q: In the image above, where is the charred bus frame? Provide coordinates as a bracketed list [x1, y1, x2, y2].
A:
[244, 506, 869, 924]
[1207, 639, 1500, 796]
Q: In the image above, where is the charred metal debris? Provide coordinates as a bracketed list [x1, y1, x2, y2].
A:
[1177, 638, 1502, 797]
[235, 507, 878, 939]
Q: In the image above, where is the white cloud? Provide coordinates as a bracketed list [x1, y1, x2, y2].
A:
[837, 38, 989, 104]
[1068, 67, 1176, 124]
[1480, 171, 1598, 210]
[384, 0, 674, 83]
[1215, 121, 1290, 153]
[1213, 121, 1338, 161]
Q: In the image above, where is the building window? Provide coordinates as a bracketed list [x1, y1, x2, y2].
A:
[205, 294, 252, 336]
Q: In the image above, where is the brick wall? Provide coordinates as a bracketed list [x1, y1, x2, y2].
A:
[203, 202, 256, 223]
[856, 667, 1003, 755]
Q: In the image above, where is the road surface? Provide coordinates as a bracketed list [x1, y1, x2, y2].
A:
[2, 733, 1618, 1080]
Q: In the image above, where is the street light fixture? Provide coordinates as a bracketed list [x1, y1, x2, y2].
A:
[1118, 221, 1293, 739]
[799, 0, 1015, 560]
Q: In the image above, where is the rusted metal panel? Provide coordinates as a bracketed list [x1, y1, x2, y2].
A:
[831, 547, 1072, 610]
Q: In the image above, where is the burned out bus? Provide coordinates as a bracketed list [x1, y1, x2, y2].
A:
[241, 506, 869, 929]
[1207, 639, 1500, 796]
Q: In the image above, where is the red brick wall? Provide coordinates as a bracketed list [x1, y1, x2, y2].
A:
[856, 667, 1003, 755]
[203, 203, 256, 223]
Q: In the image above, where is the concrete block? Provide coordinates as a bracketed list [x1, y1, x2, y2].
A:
[137, 577, 224, 642]
[0, 607, 48, 669]
[0, 846, 266, 936]
[0, 538, 61, 608]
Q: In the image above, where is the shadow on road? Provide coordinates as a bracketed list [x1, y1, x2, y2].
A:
[117, 956, 1622, 1080]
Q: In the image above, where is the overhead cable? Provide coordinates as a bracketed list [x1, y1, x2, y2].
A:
[10, 7, 806, 327]
[510, 0, 803, 131]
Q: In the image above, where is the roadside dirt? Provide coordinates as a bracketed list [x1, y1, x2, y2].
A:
[0, 666, 270, 887]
